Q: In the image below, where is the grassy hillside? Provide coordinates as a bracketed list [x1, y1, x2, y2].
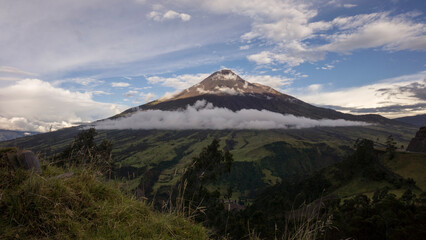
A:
[381, 151, 426, 190]
[0, 154, 208, 239]
[324, 149, 425, 199]
[0, 124, 418, 200]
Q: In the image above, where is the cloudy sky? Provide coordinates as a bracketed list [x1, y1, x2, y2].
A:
[0, 0, 425, 132]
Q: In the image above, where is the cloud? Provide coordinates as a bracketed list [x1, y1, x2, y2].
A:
[247, 51, 273, 64]
[239, 45, 250, 50]
[147, 10, 191, 22]
[343, 4, 357, 8]
[318, 64, 334, 70]
[0, 79, 127, 132]
[0, 77, 24, 81]
[0, 116, 74, 133]
[148, 72, 293, 90]
[322, 12, 426, 53]
[0, 66, 38, 82]
[1, 0, 423, 78]
[243, 74, 293, 88]
[124, 90, 156, 103]
[134, 0, 147, 4]
[124, 90, 138, 97]
[141, 92, 157, 102]
[198, 0, 319, 43]
[247, 43, 325, 67]
[291, 71, 426, 118]
[236, 2, 425, 67]
[307, 84, 323, 93]
[159, 90, 182, 101]
[111, 82, 130, 87]
[52, 77, 105, 87]
[92, 90, 112, 95]
[0, 66, 37, 76]
[147, 73, 210, 89]
[327, 103, 426, 115]
[93, 100, 368, 130]
[0, 0, 246, 76]
[328, 0, 357, 8]
[397, 81, 426, 100]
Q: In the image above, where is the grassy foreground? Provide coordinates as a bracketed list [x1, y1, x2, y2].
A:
[0, 158, 208, 239]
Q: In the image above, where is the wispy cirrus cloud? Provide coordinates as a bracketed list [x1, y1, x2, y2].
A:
[52, 77, 105, 87]
[0, 66, 37, 76]
[0, 0, 245, 77]
[246, 9, 426, 67]
[321, 12, 426, 53]
[1, 0, 423, 77]
[0, 66, 38, 82]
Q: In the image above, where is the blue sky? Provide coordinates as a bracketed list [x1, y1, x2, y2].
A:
[0, 0, 425, 132]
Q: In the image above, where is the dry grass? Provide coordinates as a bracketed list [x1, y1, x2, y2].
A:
[0, 152, 209, 240]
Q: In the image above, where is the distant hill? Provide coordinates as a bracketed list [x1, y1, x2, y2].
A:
[0, 129, 39, 142]
[394, 114, 426, 127]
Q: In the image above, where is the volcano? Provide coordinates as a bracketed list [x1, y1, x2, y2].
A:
[117, 69, 394, 124]
[0, 70, 417, 202]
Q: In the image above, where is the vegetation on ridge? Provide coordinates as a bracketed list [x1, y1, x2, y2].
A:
[0, 138, 208, 239]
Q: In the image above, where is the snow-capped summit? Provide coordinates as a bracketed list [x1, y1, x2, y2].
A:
[210, 69, 239, 81]
[169, 69, 282, 100]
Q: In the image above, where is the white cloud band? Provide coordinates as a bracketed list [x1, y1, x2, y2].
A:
[93, 100, 369, 130]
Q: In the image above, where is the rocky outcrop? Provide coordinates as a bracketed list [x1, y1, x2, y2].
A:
[407, 127, 426, 153]
[4, 149, 42, 173]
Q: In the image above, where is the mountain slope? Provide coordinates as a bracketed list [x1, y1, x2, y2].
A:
[394, 114, 426, 127]
[0, 129, 39, 142]
[118, 70, 396, 125]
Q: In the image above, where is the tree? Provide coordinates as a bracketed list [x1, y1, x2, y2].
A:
[182, 139, 232, 193]
[353, 138, 376, 165]
[58, 128, 114, 176]
[400, 189, 416, 206]
[386, 135, 397, 159]
[179, 139, 233, 230]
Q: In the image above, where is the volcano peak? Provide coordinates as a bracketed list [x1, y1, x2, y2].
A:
[167, 69, 281, 101]
[209, 69, 239, 81]
[121, 69, 394, 125]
